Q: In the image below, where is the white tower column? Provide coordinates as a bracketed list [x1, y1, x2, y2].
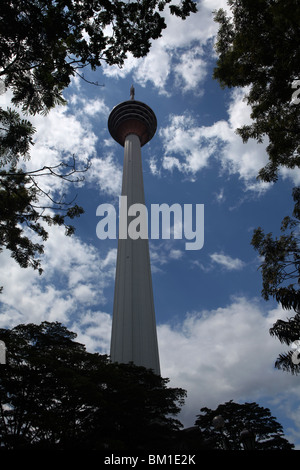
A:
[108, 92, 160, 375]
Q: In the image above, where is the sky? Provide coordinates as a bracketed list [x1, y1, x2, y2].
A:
[1, 0, 300, 448]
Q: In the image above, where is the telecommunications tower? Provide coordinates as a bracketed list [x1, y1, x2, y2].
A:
[108, 86, 160, 375]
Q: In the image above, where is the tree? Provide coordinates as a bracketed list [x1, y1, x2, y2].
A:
[0, 160, 85, 276]
[0, 0, 197, 276]
[1, 0, 197, 115]
[251, 187, 300, 373]
[0, 321, 186, 449]
[251, 187, 300, 311]
[213, 0, 300, 183]
[269, 312, 300, 375]
[213, 1, 300, 375]
[195, 400, 294, 450]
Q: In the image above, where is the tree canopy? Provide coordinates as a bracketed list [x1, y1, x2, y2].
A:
[195, 400, 294, 450]
[251, 187, 300, 311]
[252, 187, 300, 373]
[214, 0, 300, 375]
[213, 0, 300, 183]
[1, 0, 197, 115]
[0, 321, 186, 450]
[269, 312, 300, 375]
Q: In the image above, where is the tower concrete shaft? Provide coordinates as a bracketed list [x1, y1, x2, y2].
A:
[108, 93, 160, 375]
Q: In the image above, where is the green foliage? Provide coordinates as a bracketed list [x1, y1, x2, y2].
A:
[0, 0, 197, 115]
[251, 187, 300, 373]
[269, 313, 300, 375]
[195, 400, 294, 450]
[0, 84, 87, 276]
[0, 170, 44, 273]
[0, 321, 186, 450]
[0, 108, 35, 166]
[0, 165, 85, 275]
[251, 187, 300, 309]
[213, 0, 300, 182]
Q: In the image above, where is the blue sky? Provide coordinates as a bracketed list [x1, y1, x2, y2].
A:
[1, 0, 300, 448]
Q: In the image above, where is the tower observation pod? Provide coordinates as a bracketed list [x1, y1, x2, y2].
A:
[108, 87, 160, 375]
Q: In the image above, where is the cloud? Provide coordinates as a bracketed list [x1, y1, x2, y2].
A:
[157, 89, 273, 192]
[159, 86, 300, 191]
[0, 222, 116, 343]
[214, 188, 225, 203]
[160, 113, 215, 174]
[174, 46, 208, 93]
[70, 309, 112, 354]
[88, 153, 122, 196]
[192, 250, 245, 273]
[169, 249, 184, 260]
[29, 103, 98, 166]
[215, 89, 271, 191]
[148, 155, 161, 176]
[157, 296, 300, 432]
[28, 97, 124, 199]
[133, 42, 173, 93]
[82, 98, 109, 117]
[101, 0, 223, 95]
[1, 87, 122, 201]
[210, 252, 245, 271]
[150, 241, 185, 273]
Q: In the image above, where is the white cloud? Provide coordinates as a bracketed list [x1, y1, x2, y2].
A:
[160, 113, 215, 175]
[157, 296, 300, 432]
[88, 153, 122, 196]
[169, 249, 184, 260]
[158, 90, 273, 192]
[192, 251, 245, 273]
[29, 94, 122, 198]
[0, 89, 99, 215]
[29, 104, 98, 164]
[203, 88, 300, 190]
[214, 187, 225, 203]
[134, 42, 172, 93]
[69, 94, 109, 118]
[174, 46, 208, 93]
[83, 98, 109, 116]
[210, 252, 245, 271]
[0, 87, 122, 201]
[150, 240, 184, 273]
[215, 89, 270, 191]
[0, 223, 116, 335]
[148, 155, 161, 176]
[162, 155, 182, 172]
[71, 309, 112, 354]
[279, 166, 300, 186]
[101, 0, 222, 94]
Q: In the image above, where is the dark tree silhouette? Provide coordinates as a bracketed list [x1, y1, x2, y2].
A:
[214, 1, 300, 375]
[195, 400, 294, 450]
[252, 188, 300, 373]
[0, 321, 186, 450]
[213, 0, 300, 183]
